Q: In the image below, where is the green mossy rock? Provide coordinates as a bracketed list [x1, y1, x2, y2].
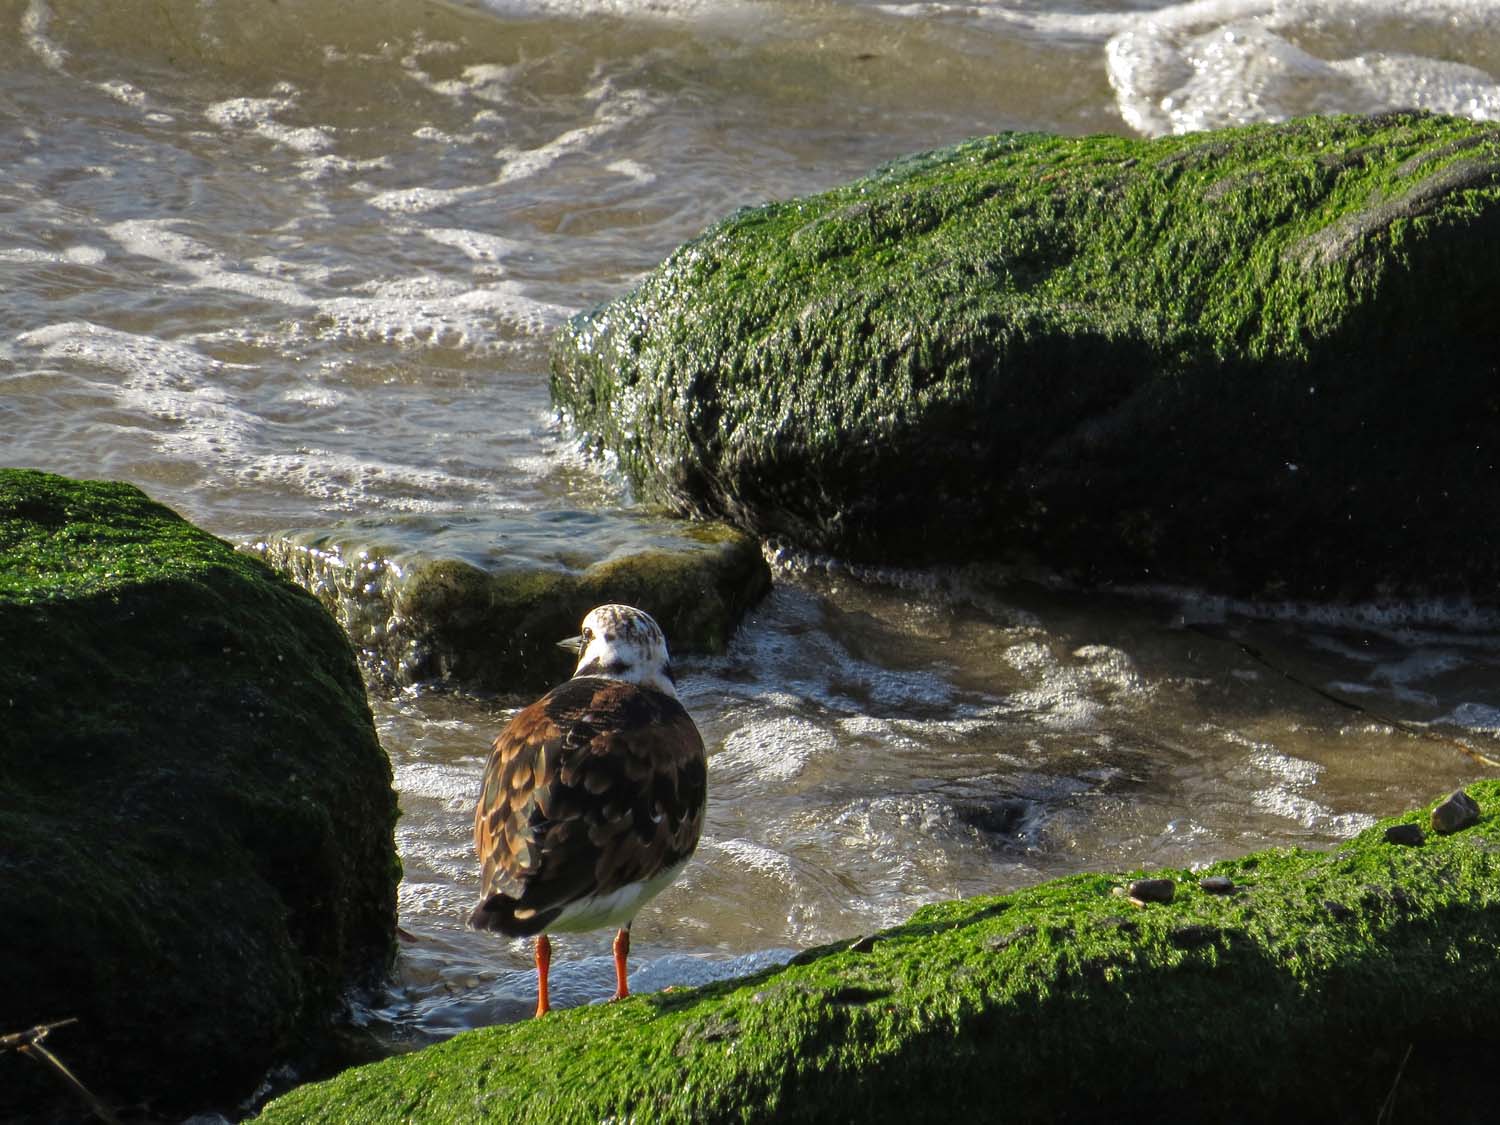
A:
[0, 470, 399, 1122]
[552, 112, 1500, 600]
[259, 782, 1500, 1123]
[251, 511, 771, 695]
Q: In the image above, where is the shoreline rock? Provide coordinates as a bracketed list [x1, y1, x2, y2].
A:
[249, 510, 771, 695]
[551, 112, 1500, 602]
[257, 782, 1500, 1123]
[0, 469, 400, 1123]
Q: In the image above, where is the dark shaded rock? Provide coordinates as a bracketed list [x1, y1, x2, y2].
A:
[250, 510, 770, 694]
[1431, 788, 1481, 835]
[0, 470, 399, 1123]
[1384, 822, 1427, 846]
[1128, 878, 1176, 905]
[1199, 875, 1236, 894]
[552, 113, 1500, 601]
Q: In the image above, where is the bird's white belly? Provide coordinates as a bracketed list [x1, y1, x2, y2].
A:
[546, 858, 691, 934]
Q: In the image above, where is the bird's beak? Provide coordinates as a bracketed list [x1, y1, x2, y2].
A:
[557, 634, 584, 655]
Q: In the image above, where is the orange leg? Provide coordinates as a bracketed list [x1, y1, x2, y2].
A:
[534, 934, 551, 1018]
[611, 927, 630, 1001]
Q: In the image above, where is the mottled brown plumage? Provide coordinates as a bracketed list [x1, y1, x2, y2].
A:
[470, 677, 706, 935]
[469, 604, 707, 1016]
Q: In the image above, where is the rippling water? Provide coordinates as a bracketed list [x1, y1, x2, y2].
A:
[5, 0, 1500, 1046]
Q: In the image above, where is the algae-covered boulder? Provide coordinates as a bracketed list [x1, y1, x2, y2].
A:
[250, 510, 770, 694]
[0, 470, 399, 1122]
[552, 112, 1500, 600]
[259, 782, 1500, 1123]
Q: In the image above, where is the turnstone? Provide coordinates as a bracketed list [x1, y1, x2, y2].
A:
[470, 604, 707, 1017]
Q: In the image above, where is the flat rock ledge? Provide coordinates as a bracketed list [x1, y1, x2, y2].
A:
[249, 510, 771, 694]
[0, 470, 399, 1123]
[552, 112, 1500, 602]
[259, 782, 1500, 1124]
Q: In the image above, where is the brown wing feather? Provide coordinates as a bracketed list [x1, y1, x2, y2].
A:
[470, 677, 706, 936]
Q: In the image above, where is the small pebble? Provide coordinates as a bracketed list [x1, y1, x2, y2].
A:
[1430, 789, 1481, 835]
[1127, 877, 1175, 905]
[1383, 822, 1425, 847]
[847, 934, 878, 954]
[1199, 875, 1235, 895]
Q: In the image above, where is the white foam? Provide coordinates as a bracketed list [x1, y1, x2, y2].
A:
[495, 81, 655, 185]
[21, 0, 67, 72]
[368, 79, 657, 212]
[205, 95, 335, 154]
[367, 186, 475, 214]
[877, 0, 1500, 135]
[707, 837, 796, 883]
[1005, 640, 1149, 731]
[474, 0, 733, 21]
[105, 219, 313, 306]
[314, 279, 574, 352]
[1103, 0, 1500, 135]
[0, 244, 106, 265]
[423, 227, 528, 265]
[16, 321, 265, 462]
[296, 154, 393, 182]
[716, 715, 838, 782]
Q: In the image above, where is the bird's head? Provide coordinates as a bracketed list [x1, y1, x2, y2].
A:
[559, 604, 676, 696]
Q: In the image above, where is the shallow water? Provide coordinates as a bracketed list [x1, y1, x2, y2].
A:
[4, 0, 1500, 1049]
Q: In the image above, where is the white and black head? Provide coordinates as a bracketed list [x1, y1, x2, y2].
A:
[559, 604, 676, 696]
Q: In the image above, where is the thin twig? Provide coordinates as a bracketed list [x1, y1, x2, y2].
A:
[4, 1020, 123, 1125]
[0, 1018, 78, 1052]
[1375, 1042, 1414, 1125]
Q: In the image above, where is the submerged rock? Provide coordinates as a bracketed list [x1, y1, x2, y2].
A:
[258, 783, 1500, 1123]
[552, 112, 1500, 600]
[0, 470, 399, 1123]
[249, 510, 770, 695]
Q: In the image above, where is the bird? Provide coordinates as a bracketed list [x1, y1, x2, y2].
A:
[469, 604, 707, 1018]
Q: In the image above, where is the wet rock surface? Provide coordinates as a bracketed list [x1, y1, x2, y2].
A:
[552, 113, 1500, 601]
[250, 510, 771, 694]
[259, 782, 1500, 1124]
[0, 470, 399, 1123]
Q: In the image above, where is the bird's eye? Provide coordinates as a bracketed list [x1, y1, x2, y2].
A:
[582, 628, 593, 642]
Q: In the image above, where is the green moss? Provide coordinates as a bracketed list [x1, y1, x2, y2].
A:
[553, 113, 1500, 598]
[254, 513, 771, 694]
[261, 781, 1500, 1123]
[0, 470, 399, 1121]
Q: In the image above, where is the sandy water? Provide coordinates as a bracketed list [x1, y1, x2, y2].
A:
[4, 0, 1500, 1044]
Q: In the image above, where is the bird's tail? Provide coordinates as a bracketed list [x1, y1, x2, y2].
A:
[468, 893, 559, 936]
